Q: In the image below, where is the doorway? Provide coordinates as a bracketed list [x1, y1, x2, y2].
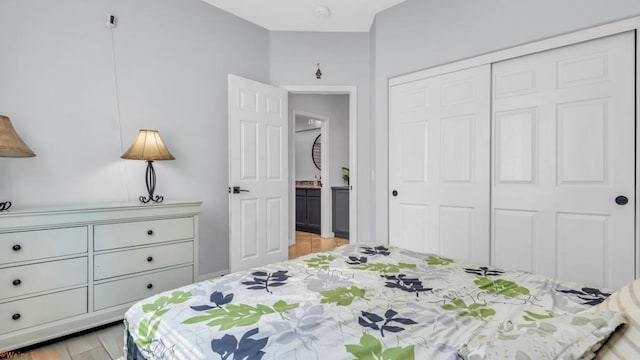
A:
[283, 86, 358, 250]
[293, 109, 328, 236]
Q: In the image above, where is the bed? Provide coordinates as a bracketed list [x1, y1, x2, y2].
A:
[123, 244, 631, 359]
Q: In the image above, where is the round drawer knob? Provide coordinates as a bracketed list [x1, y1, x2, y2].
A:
[12, 313, 21, 321]
[12, 244, 21, 251]
[147, 283, 153, 289]
[12, 279, 21, 286]
[147, 230, 153, 236]
[147, 256, 153, 262]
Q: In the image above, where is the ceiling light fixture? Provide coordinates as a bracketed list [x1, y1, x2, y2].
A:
[314, 6, 331, 17]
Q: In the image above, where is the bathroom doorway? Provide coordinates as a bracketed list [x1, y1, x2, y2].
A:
[285, 87, 356, 250]
[293, 110, 327, 236]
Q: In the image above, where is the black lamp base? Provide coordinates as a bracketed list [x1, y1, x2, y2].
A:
[139, 160, 164, 204]
[0, 201, 11, 211]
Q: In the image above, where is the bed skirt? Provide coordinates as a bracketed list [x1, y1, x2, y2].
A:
[126, 330, 147, 360]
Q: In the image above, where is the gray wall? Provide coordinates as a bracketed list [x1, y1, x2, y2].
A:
[371, 0, 640, 243]
[0, 0, 270, 277]
[270, 31, 372, 242]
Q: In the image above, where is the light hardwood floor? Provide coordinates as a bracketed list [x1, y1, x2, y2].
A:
[19, 231, 348, 359]
[288, 231, 350, 259]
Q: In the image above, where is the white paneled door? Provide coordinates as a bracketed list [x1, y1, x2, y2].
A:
[228, 74, 288, 273]
[389, 65, 491, 264]
[492, 32, 635, 289]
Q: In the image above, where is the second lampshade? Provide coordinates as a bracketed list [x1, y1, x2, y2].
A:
[0, 115, 36, 211]
[121, 129, 174, 204]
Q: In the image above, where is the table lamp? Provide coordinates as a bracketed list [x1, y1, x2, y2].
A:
[0, 115, 36, 211]
[121, 129, 174, 204]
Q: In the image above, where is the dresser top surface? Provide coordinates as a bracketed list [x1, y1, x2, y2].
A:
[2, 201, 202, 215]
[0, 201, 202, 230]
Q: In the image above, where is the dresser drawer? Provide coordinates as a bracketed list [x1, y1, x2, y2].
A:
[0, 227, 87, 265]
[0, 257, 87, 301]
[94, 266, 193, 311]
[0, 287, 87, 335]
[94, 217, 194, 251]
[94, 242, 193, 280]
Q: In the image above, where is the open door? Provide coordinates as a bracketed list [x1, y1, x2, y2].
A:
[229, 74, 288, 273]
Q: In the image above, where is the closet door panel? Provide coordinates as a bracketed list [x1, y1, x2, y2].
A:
[491, 31, 635, 289]
[389, 79, 432, 253]
[494, 108, 538, 183]
[441, 115, 474, 182]
[556, 99, 608, 184]
[390, 65, 491, 263]
[556, 213, 608, 287]
[493, 209, 537, 273]
[440, 206, 473, 262]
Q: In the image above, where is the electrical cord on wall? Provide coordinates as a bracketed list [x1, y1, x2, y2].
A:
[107, 14, 130, 201]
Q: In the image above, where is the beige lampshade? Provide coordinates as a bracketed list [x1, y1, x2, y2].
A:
[121, 129, 175, 161]
[0, 115, 35, 158]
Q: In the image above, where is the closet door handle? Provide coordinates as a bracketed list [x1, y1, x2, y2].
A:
[615, 195, 629, 205]
[12, 313, 21, 321]
[147, 230, 154, 236]
[147, 256, 153, 262]
[392, 190, 398, 197]
[147, 283, 153, 289]
[12, 244, 21, 251]
[12, 279, 21, 286]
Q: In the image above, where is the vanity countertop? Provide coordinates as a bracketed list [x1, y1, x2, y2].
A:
[296, 185, 322, 189]
[296, 180, 322, 189]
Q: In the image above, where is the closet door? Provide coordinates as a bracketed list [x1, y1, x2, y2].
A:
[492, 32, 635, 289]
[389, 65, 491, 264]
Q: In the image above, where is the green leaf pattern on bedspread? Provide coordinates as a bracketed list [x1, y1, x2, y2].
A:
[426, 255, 454, 266]
[125, 245, 614, 359]
[474, 277, 530, 298]
[134, 291, 192, 350]
[304, 254, 335, 270]
[182, 300, 300, 330]
[441, 299, 496, 319]
[345, 333, 415, 360]
[523, 310, 554, 321]
[320, 286, 368, 306]
[351, 262, 417, 273]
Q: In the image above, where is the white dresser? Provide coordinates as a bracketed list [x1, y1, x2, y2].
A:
[0, 201, 201, 351]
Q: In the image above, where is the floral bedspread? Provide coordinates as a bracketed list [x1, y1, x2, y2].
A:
[124, 244, 611, 360]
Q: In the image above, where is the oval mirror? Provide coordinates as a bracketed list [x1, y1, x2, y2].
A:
[312, 134, 321, 170]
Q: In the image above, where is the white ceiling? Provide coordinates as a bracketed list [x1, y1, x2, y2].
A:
[202, 0, 407, 32]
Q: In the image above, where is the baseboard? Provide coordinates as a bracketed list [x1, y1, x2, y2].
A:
[197, 270, 228, 282]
